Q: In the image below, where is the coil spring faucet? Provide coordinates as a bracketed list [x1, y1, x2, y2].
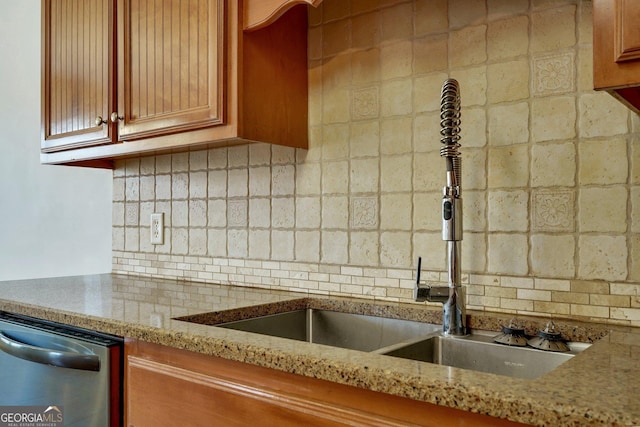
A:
[415, 79, 468, 336]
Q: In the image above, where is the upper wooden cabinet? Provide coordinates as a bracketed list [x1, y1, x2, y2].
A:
[593, 0, 640, 114]
[41, 0, 309, 168]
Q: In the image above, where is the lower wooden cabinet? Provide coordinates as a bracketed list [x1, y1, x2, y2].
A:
[125, 339, 525, 427]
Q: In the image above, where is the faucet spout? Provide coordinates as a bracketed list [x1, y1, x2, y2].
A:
[415, 78, 468, 336]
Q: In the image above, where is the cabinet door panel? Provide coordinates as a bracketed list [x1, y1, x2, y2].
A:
[615, 0, 640, 62]
[42, 0, 116, 152]
[118, 0, 225, 141]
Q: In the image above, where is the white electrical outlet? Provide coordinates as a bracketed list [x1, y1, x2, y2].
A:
[150, 213, 164, 245]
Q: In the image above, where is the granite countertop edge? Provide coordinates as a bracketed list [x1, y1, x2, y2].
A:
[0, 274, 637, 427]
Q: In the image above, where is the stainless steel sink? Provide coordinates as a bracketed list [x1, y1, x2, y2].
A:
[216, 309, 440, 352]
[378, 330, 591, 379]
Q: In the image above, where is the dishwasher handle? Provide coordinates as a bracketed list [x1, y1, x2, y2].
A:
[0, 331, 100, 371]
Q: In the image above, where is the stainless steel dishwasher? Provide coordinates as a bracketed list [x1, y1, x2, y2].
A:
[0, 312, 122, 427]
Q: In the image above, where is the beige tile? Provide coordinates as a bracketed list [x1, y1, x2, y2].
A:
[611, 307, 640, 322]
[414, 34, 448, 74]
[488, 0, 529, 20]
[412, 231, 445, 270]
[501, 298, 533, 311]
[271, 230, 293, 261]
[462, 190, 487, 232]
[570, 280, 610, 295]
[460, 107, 487, 148]
[534, 301, 570, 316]
[462, 231, 487, 272]
[249, 230, 270, 259]
[531, 234, 575, 278]
[535, 278, 571, 292]
[413, 72, 450, 114]
[322, 160, 349, 194]
[351, 158, 379, 193]
[571, 304, 609, 319]
[323, 85, 351, 125]
[189, 200, 207, 227]
[531, 96, 576, 142]
[579, 93, 629, 138]
[381, 231, 412, 267]
[322, 19, 350, 57]
[413, 112, 442, 151]
[322, 195, 349, 229]
[189, 229, 207, 256]
[633, 137, 640, 185]
[531, 5, 576, 53]
[576, 46, 593, 93]
[381, 40, 412, 80]
[352, 11, 380, 49]
[227, 146, 248, 168]
[487, 145, 529, 188]
[296, 162, 321, 196]
[272, 165, 295, 196]
[579, 186, 627, 233]
[380, 2, 413, 42]
[415, 0, 448, 35]
[552, 291, 589, 305]
[487, 16, 529, 61]
[488, 233, 528, 275]
[351, 48, 381, 86]
[413, 192, 441, 231]
[449, 0, 487, 28]
[381, 155, 412, 192]
[485, 285, 516, 299]
[578, 235, 627, 281]
[450, 25, 487, 68]
[322, 0, 350, 22]
[380, 79, 413, 117]
[579, 139, 628, 185]
[272, 197, 295, 228]
[488, 190, 528, 232]
[351, 0, 380, 15]
[488, 102, 529, 146]
[249, 199, 270, 228]
[381, 193, 412, 231]
[321, 231, 348, 264]
[413, 152, 442, 191]
[531, 142, 576, 187]
[350, 231, 379, 266]
[451, 66, 488, 107]
[350, 121, 380, 158]
[207, 229, 227, 257]
[590, 294, 630, 308]
[295, 231, 320, 263]
[208, 200, 226, 227]
[381, 117, 413, 155]
[228, 169, 249, 199]
[463, 147, 487, 190]
[630, 234, 640, 283]
[249, 166, 271, 197]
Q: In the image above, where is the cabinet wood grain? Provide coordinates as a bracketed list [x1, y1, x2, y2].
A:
[593, 0, 640, 113]
[125, 339, 527, 427]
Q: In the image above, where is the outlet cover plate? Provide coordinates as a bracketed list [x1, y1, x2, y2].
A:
[151, 213, 164, 245]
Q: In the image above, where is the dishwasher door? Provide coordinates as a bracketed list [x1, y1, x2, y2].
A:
[0, 313, 122, 427]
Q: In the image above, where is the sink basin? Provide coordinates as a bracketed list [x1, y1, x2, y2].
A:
[379, 331, 591, 379]
[216, 309, 440, 352]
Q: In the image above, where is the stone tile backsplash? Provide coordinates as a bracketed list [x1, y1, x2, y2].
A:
[113, 0, 640, 326]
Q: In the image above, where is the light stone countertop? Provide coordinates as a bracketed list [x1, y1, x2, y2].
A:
[0, 274, 638, 426]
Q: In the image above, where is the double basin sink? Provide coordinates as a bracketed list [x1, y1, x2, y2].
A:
[200, 308, 589, 380]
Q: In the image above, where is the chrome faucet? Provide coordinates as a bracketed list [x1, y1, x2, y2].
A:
[415, 79, 467, 336]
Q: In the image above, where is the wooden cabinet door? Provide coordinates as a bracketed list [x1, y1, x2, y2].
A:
[593, 0, 640, 111]
[41, 0, 116, 152]
[116, 0, 225, 141]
